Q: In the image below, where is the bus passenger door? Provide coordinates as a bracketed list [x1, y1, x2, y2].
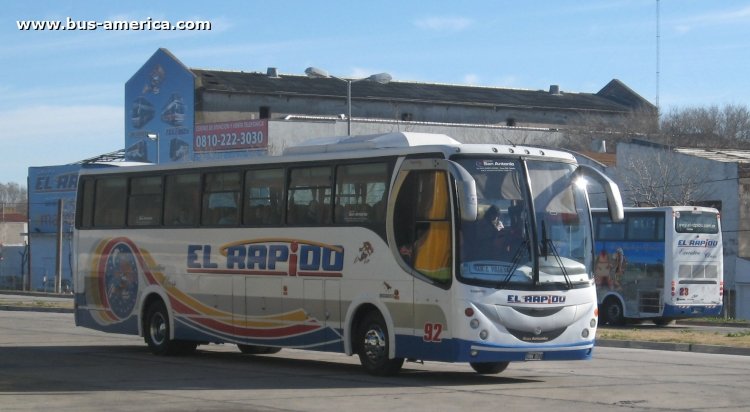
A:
[392, 168, 454, 352]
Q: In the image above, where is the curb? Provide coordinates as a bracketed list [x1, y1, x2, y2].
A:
[597, 339, 750, 357]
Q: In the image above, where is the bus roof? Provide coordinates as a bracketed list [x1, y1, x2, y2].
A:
[78, 132, 576, 177]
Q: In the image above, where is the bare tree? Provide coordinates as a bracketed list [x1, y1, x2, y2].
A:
[616, 149, 710, 207]
[0, 182, 28, 216]
[659, 104, 750, 147]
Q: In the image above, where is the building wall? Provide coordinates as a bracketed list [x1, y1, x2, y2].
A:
[198, 90, 632, 130]
[265, 118, 565, 154]
[0, 222, 27, 246]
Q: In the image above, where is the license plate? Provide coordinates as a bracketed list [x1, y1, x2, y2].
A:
[525, 351, 544, 361]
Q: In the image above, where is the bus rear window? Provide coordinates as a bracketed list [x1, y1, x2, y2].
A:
[675, 211, 719, 234]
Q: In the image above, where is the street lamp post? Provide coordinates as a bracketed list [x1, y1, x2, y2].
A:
[305, 67, 392, 135]
[147, 132, 160, 164]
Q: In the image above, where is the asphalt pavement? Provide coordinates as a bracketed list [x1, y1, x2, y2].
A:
[2, 289, 749, 357]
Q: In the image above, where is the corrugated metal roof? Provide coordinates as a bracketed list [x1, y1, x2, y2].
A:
[675, 147, 750, 163]
[192, 69, 648, 114]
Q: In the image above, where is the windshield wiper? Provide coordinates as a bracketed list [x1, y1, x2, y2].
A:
[540, 219, 572, 289]
[499, 238, 529, 288]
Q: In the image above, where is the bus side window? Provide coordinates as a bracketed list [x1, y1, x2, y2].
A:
[164, 173, 200, 226]
[202, 172, 241, 226]
[335, 163, 388, 224]
[93, 177, 127, 227]
[127, 176, 163, 226]
[394, 171, 452, 285]
[78, 178, 95, 228]
[244, 168, 283, 226]
[287, 166, 332, 225]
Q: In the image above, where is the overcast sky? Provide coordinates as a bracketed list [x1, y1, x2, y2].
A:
[2, 0, 749, 185]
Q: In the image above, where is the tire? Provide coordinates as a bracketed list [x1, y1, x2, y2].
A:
[144, 300, 197, 356]
[603, 298, 625, 326]
[356, 311, 404, 376]
[238, 345, 282, 355]
[470, 361, 509, 375]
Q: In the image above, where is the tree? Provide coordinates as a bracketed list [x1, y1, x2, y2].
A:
[616, 149, 710, 207]
[659, 104, 750, 148]
[0, 182, 28, 214]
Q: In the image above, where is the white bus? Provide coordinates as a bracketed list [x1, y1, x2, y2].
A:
[73, 132, 623, 375]
[592, 206, 723, 326]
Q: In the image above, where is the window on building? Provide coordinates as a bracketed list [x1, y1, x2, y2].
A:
[259, 106, 270, 119]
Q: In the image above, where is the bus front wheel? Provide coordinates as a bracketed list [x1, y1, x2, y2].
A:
[470, 361, 509, 374]
[602, 298, 625, 326]
[144, 300, 197, 356]
[356, 311, 404, 376]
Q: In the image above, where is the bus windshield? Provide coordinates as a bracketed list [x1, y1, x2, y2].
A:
[675, 210, 719, 234]
[455, 157, 591, 289]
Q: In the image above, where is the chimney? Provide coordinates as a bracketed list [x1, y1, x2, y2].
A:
[266, 67, 279, 78]
[549, 84, 561, 95]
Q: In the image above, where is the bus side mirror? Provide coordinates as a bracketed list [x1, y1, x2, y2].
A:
[576, 164, 624, 222]
[447, 161, 478, 222]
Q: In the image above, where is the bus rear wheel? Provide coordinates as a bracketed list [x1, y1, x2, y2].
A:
[356, 311, 404, 376]
[144, 300, 197, 356]
[470, 361, 509, 374]
[602, 298, 625, 326]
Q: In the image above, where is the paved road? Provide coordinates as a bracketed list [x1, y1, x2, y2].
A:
[2, 310, 750, 411]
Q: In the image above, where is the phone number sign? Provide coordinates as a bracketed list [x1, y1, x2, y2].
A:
[194, 119, 268, 152]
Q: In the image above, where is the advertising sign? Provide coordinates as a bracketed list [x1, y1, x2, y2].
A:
[194, 119, 268, 153]
[28, 165, 81, 234]
[124, 48, 195, 164]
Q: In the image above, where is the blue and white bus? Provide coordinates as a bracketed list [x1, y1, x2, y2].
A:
[73, 132, 623, 375]
[592, 206, 723, 326]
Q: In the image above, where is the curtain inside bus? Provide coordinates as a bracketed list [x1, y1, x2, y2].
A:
[413, 171, 452, 283]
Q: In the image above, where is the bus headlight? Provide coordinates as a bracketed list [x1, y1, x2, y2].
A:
[470, 319, 480, 329]
[479, 330, 489, 340]
[590, 318, 597, 328]
[582, 329, 590, 338]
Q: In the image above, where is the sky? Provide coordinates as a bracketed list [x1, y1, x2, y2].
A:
[1, 0, 749, 186]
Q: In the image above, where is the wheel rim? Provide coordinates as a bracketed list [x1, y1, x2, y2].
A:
[607, 302, 622, 322]
[149, 312, 167, 346]
[362, 325, 387, 364]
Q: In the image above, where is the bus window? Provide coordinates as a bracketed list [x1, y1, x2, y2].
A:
[79, 178, 95, 228]
[335, 163, 388, 224]
[287, 166, 332, 225]
[675, 210, 719, 234]
[627, 215, 663, 241]
[127, 176, 163, 226]
[596, 216, 625, 241]
[244, 168, 283, 225]
[93, 177, 127, 227]
[164, 174, 200, 226]
[202, 172, 241, 226]
[394, 171, 452, 285]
